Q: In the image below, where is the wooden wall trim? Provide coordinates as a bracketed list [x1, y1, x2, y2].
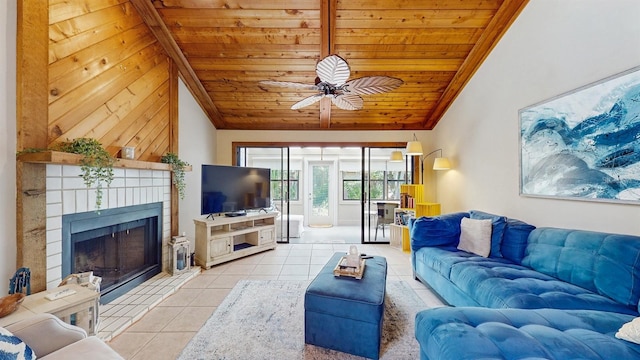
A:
[16, 0, 49, 292]
[169, 60, 179, 236]
[17, 0, 48, 150]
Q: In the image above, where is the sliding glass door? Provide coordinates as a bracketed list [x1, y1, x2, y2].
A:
[361, 147, 410, 244]
[237, 146, 292, 243]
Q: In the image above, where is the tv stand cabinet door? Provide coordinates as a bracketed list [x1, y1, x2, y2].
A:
[210, 237, 232, 259]
[259, 227, 275, 245]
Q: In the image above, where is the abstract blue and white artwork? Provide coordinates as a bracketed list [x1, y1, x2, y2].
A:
[520, 66, 640, 203]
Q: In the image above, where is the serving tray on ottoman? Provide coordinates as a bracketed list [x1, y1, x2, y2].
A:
[305, 252, 388, 359]
[333, 256, 366, 279]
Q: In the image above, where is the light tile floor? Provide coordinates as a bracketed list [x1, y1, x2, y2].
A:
[106, 243, 446, 360]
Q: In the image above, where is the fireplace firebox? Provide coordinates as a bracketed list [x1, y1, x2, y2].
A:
[62, 203, 163, 304]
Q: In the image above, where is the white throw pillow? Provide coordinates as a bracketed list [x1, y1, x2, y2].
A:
[457, 217, 492, 257]
[616, 317, 640, 344]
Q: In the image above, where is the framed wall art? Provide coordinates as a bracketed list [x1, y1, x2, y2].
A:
[520, 65, 640, 203]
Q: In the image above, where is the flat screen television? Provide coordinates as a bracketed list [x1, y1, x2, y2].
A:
[201, 164, 271, 215]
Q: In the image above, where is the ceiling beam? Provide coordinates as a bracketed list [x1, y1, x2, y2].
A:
[319, 0, 337, 129]
[422, 0, 530, 129]
[130, 0, 226, 128]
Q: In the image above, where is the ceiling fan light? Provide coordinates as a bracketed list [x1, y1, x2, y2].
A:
[406, 141, 423, 156]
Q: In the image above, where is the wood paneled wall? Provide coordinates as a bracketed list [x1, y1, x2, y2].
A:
[16, 0, 177, 292]
[47, 0, 173, 161]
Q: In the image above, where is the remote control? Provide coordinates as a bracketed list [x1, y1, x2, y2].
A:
[45, 288, 77, 301]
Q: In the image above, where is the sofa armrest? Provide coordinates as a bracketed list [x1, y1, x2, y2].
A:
[6, 313, 87, 358]
[409, 212, 469, 251]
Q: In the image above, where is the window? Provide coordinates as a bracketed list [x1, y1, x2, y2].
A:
[270, 170, 300, 201]
[342, 171, 410, 201]
[386, 171, 406, 200]
[343, 171, 363, 200]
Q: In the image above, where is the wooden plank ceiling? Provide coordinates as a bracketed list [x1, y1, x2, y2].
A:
[137, 0, 528, 130]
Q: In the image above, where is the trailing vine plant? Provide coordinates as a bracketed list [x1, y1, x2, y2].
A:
[56, 138, 114, 211]
[161, 152, 189, 200]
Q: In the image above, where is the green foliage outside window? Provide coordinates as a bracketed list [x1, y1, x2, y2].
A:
[312, 165, 330, 215]
[270, 170, 299, 201]
[342, 170, 410, 201]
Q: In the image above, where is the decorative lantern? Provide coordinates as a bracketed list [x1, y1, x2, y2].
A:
[170, 234, 191, 276]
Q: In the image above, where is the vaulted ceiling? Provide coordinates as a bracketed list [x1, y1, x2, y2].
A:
[131, 0, 528, 130]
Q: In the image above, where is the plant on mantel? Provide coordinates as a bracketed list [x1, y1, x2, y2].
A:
[56, 138, 115, 211]
[161, 152, 190, 200]
[17, 138, 115, 211]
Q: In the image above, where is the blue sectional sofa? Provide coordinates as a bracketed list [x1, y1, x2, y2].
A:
[409, 211, 640, 360]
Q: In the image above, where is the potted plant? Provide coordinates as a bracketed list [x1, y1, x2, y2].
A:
[161, 152, 189, 199]
[56, 138, 114, 211]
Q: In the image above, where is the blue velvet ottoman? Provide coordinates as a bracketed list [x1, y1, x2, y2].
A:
[305, 252, 388, 359]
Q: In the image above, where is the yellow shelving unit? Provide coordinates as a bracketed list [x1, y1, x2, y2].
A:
[415, 202, 441, 217]
[392, 184, 441, 252]
[399, 184, 424, 210]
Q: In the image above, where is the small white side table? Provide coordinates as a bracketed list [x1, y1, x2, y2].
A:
[0, 284, 100, 335]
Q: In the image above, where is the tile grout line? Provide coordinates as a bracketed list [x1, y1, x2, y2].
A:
[97, 268, 200, 341]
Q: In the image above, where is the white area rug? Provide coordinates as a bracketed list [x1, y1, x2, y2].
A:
[178, 280, 429, 359]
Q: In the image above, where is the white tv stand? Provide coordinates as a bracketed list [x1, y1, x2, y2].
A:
[194, 212, 277, 269]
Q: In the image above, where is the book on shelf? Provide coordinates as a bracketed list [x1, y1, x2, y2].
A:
[401, 193, 414, 209]
[395, 210, 412, 225]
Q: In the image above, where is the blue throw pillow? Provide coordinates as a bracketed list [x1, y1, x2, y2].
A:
[0, 327, 35, 360]
[500, 218, 536, 264]
[469, 210, 507, 258]
[410, 212, 469, 251]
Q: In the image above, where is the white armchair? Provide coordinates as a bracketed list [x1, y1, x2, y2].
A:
[5, 313, 123, 360]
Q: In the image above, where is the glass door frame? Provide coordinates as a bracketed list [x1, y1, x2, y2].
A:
[236, 145, 291, 243]
[360, 147, 410, 244]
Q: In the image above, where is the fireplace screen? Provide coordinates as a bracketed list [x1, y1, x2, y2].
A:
[73, 219, 153, 292]
[62, 203, 162, 304]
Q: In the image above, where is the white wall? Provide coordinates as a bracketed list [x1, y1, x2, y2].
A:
[177, 79, 217, 243]
[433, 0, 640, 235]
[0, 2, 17, 293]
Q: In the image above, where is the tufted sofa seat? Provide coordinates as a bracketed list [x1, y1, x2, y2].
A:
[415, 307, 640, 360]
[410, 211, 640, 360]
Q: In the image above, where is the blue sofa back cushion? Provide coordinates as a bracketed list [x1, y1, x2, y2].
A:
[469, 210, 507, 258]
[523, 228, 640, 310]
[410, 212, 469, 251]
[500, 218, 536, 264]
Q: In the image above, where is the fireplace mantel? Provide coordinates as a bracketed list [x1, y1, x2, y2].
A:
[18, 151, 192, 172]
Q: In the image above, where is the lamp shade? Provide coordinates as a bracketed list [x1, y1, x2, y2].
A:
[405, 141, 423, 156]
[433, 157, 451, 170]
[389, 151, 404, 162]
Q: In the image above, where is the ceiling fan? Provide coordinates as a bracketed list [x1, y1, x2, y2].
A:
[259, 55, 403, 111]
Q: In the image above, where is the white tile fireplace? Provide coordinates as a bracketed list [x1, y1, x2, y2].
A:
[45, 164, 172, 292]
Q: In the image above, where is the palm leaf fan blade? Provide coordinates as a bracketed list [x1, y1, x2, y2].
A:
[332, 94, 363, 111]
[316, 55, 350, 86]
[345, 76, 403, 95]
[291, 94, 324, 110]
